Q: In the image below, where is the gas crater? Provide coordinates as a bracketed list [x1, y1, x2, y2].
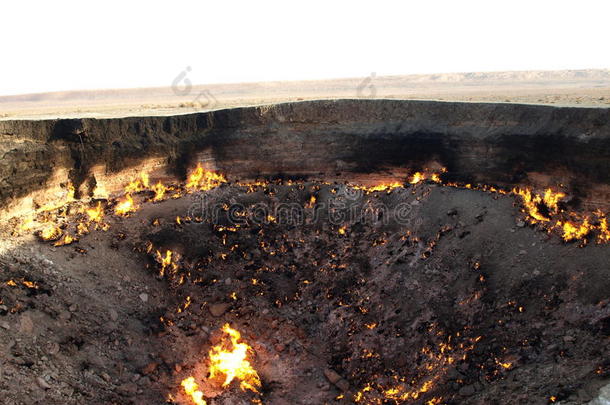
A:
[0, 99, 609, 405]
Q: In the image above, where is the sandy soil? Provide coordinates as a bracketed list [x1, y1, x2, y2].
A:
[1, 69, 609, 120]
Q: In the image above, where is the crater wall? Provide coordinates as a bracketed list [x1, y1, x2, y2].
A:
[1, 99, 609, 217]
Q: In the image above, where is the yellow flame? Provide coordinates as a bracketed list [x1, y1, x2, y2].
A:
[40, 225, 62, 241]
[53, 233, 76, 246]
[556, 219, 591, 241]
[151, 181, 167, 201]
[409, 172, 425, 184]
[208, 324, 261, 392]
[181, 377, 207, 405]
[86, 202, 104, 222]
[114, 194, 137, 216]
[155, 249, 179, 277]
[186, 164, 227, 191]
[125, 172, 150, 193]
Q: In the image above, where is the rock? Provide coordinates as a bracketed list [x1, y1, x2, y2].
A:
[19, 314, 34, 333]
[45, 342, 60, 355]
[139, 293, 149, 303]
[516, 220, 526, 228]
[1, 321, 9, 330]
[335, 379, 350, 392]
[118, 382, 138, 396]
[447, 367, 465, 380]
[459, 384, 476, 396]
[324, 369, 342, 385]
[109, 309, 119, 321]
[324, 368, 350, 390]
[59, 311, 71, 321]
[69, 304, 77, 312]
[141, 362, 158, 375]
[209, 303, 230, 317]
[587, 382, 610, 405]
[36, 376, 51, 389]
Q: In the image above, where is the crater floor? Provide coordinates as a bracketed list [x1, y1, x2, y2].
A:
[0, 181, 608, 404]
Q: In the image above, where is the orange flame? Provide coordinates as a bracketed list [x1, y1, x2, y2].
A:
[512, 187, 565, 222]
[208, 324, 261, 392]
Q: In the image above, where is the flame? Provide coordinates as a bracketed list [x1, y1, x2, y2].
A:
[305, 195, 317, 209]
[353, 328, 479, 404]
[408, 169, 444, 185]
[155, 249, 179, 277]
[599, 215, 610, 243]
[53, 233, 77, 246]
[367, 182, 403, 192]
[208, 324, 261, 392]
[556, 219, 591, 242]
[114, 194, 137, 216]
[86, 202, 104, 223]
[151, 181, 167, 201]
[186, 164, 227, 191]
[181, 377, 207, 405]
[125, 172, 150, 193]
[20, 216, 35, 231]
[512, 187, 565, 222]
[40, 225, 62, 241]
[409, 172, 425, 184]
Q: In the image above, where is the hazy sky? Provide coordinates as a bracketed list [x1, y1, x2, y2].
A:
[1, 0, 609, 96]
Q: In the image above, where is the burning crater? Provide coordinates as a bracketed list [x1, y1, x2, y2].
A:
[0, 100, 609, 404]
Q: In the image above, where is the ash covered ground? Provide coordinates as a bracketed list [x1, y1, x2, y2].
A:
[0, 181, 608, 404]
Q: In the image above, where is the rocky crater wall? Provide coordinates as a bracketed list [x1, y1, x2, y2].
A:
[1, 99, 609, 218]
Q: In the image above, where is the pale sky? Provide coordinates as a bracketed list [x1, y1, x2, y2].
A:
[1, 0, 609, 96]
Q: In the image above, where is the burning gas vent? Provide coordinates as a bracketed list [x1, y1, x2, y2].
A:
[1, 162, 607, 404]
[0, 100, 608, 404]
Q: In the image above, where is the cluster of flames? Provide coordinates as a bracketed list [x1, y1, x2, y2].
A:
[179, 323, 261, 405]
[115, 164, 227, 216]
[20, 165, 610, 249]
[350, 326, 482, 405]
[510, 187, 610, 244]
[353, 169, 444, 193]
[14, 165, 609, 403]
[20, 164, 227, 246]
